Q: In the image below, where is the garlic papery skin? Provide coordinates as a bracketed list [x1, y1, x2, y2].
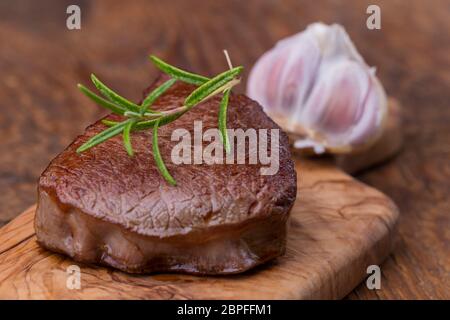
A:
[247, 22, 388, 154]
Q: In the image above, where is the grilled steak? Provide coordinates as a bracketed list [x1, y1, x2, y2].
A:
[35, 76, 297, 274]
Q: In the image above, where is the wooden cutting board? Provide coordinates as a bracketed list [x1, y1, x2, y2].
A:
[0, 159, 398, 299]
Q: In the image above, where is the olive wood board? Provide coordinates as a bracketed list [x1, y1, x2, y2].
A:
[0, 159, 398, 299]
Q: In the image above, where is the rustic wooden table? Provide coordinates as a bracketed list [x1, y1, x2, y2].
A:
[0, 0, 448, 299]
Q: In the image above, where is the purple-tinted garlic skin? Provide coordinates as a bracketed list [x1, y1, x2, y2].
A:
[247, 23, 387, 154]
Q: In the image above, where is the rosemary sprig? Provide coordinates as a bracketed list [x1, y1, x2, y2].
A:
[77, 54, 242, 185]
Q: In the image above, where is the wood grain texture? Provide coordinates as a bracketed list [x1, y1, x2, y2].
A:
[0, 159, 398, 300]
[0, 0, 448, 299]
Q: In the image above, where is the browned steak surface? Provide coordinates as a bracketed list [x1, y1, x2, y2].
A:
[35, 76, 297, 274]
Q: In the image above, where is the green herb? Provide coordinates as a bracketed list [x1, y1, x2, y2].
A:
[76, 119, 133, 153]
[218, 89, 231, 153]
[184, 66, 242, 107]
[152, 119, 176, 186]
[123, 120, 135, 156]
[78, 84, 127, 115]
[77, 54, 242, 185]
[101, 119, 118, 126]
[150, 55, 209, 85]
[141, 78, 177, 114]
[91, 74, 141, 113]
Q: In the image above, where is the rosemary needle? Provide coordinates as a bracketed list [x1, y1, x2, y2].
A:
[152, 119, 176, 186]
[101, 119, 119, 126]
[218, 89, 231, 153]
[149, 55, 209, 86]
[91, 74, 141, 113]
[78, 84, 127, 115]
[123, 120, 135, 156]
[76, 119, 132, 153]
[141, 78, 177, 114]
[184, 66, 243, 107]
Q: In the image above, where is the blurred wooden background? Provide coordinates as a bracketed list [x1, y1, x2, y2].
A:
[0, 0, 448, 299]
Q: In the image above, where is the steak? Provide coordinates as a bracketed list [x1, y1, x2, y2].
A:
[35, 76, 297, 274]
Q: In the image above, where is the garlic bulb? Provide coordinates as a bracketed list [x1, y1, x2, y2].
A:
[247, 22, 388, 154]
